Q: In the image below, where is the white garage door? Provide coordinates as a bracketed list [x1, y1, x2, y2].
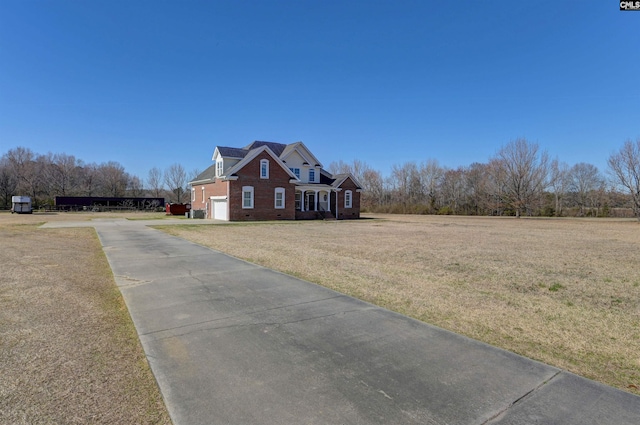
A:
[212, 199, 228, 221]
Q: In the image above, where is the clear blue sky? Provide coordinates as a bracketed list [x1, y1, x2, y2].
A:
[1, 1, 638, 181]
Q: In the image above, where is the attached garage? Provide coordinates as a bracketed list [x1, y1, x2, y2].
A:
[211, 196, 228, 221]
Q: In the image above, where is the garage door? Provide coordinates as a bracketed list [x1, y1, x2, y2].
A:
[212, 199, 228, 221]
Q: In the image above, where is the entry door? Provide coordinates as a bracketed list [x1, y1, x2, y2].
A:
[306, 193, 315, 211]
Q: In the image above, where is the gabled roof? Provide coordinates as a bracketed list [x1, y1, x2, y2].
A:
[223, 145, 298, 180]
[331, 173, 364, 189]
[212, 146, 248, 161]
[243, 141, 287, 157]
[190, 163, 217, 184]
[280, 141, 322, 167]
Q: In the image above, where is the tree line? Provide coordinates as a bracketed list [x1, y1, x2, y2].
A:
[0, 147, 197, 209]
[328, 138, 640, 219]
[3, 138, 639, 219]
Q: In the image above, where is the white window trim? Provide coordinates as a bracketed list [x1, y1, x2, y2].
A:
[191, 188, 196, 202]
[344, 190, 352, 208]
[216, 160, 223, 177]
[274, 187, 285, 209]
[309, 169, 315, 183]
[201, 187, 205, 202]
[260, 159, 269, 179]
[242, 186, 254, 209]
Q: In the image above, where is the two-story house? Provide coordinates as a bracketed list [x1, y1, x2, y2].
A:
[189, 141, 362, 221]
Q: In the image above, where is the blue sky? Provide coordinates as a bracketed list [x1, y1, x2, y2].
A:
[1, 1, 638, 181]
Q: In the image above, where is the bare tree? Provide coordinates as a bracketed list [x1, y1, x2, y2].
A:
[608, 138, 640, 219]
[419, 159, 444, 212]
[45, 153, 79, 197]
[0, 158, 18, 208]
[549, 159, 570, 217]
[494, 139, 549, 217]
[164, 163, 188, 203]
[127, 175, 145, 197]
[98, 161, 129, 197]
[568, 162, 603, 216]
[147, 167, 164, 198]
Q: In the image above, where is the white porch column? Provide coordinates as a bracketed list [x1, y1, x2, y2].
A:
[327, 190, 331, 212]
[314, 190, 319, 211]
[300, 190, 305, 211]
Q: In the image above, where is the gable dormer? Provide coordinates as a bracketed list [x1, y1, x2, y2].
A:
[280, 142, 322, 184]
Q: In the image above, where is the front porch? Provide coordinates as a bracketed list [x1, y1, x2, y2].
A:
[294, 185, 337, 220]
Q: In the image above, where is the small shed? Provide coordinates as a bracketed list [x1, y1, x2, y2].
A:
[11, 196, 32, 214]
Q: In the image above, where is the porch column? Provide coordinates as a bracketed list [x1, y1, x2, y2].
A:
[314, 190, 319, 211]
[327, 190, 331, 212]
[300, 190, 305, 211]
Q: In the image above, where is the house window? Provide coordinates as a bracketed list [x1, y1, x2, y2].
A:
[216, 160, 223, 177]
[242, 186, 254, 209]
[290, 167, 300, 179]
[260, 159, 269, 179]
[274, 187, 285, 209]
[345, 190, 352, 208]
[202, 187, 205, 202]
[309, 169, 315, 183]
[191, 188, 195, 202]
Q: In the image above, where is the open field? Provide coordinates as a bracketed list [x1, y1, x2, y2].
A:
[0, 211, 171, 424]
[160, 213, 640, 395]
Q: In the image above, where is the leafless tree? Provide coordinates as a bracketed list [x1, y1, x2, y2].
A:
[0, 158, 18, 208]
[419, 159, 444, 211]
[78, 162, 99, 196]
[164, 163, 188, 203]
[608, 138, 640, 219]
[494, 138, 549, 217]
[45, 153, 79, 196]
[98, 161, 129, 197]
[549, 159, 570, 216]
[568, 162, 603, 216]
[146, 167, 164, 198]
[127, 175, 145, 197]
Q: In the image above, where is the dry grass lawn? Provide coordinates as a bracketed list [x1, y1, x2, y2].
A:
[0, 211, 171, 424]
[160, 213, 640, 395]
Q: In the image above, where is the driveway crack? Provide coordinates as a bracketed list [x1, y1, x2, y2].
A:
[481, 370, 563, 424]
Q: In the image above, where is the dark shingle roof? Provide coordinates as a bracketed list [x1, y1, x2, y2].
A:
[243, 141, 287, 157]
[191, 163, 216, 183]
[217, 146, 248, 158]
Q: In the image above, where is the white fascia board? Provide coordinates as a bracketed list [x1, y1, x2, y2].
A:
[280, 142, 322, 168]
[289, 178, 300, 184]
[212, 147, 221, 161]
[210, 195, 227, 200]
[225, 145, 298, 179]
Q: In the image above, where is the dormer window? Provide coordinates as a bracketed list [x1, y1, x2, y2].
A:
[260, 159, 269, 179]
[216, 160, 223, 177]
[309, 169, 315, 183]
[290, 168, 300, 179]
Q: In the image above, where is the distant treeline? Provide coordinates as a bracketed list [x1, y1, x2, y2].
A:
[0, 147, 197, 209]
[3, 138, 640, 219]
[327, 138, 640, 219]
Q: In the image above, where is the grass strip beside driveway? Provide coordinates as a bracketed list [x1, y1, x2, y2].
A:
[0, 222, 171, 424]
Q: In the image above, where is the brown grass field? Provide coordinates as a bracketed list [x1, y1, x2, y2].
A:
[159, 213, 640, 395]
[0, 211, 171, 424]
[1, 210, 638, 424]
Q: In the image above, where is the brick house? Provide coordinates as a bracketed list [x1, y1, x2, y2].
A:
[189, 141, 362, 221]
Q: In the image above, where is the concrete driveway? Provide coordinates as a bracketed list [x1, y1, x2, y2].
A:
[42, 219, 640, 424]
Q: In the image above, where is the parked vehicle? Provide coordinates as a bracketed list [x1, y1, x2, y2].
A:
[11, 196, 32, 214]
